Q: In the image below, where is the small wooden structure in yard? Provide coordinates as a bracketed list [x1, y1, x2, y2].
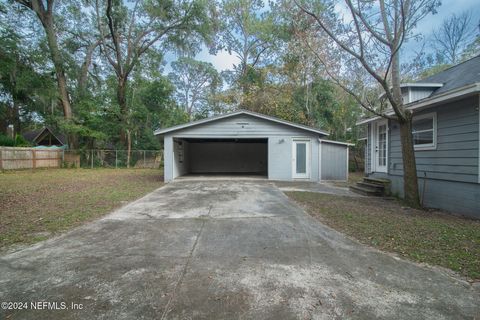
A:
[23, 127, 67, 147]
[0, 147, 62, 170]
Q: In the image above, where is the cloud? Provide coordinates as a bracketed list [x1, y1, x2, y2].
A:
[196, 48, 240, 72]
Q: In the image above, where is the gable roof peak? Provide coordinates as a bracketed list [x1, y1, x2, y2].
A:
[154, 109, 329, 136]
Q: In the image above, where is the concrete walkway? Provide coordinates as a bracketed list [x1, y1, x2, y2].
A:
[274, 180, 360, 197]
[0, 181, 478, 319]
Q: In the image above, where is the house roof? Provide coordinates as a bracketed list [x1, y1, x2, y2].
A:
[356, 55, 480, 125]
[23, 127, 67, 145]
[154, 109, 329, 136]
[417, 55, 480, 96]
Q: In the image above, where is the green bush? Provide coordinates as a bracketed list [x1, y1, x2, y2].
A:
[0, 134, 15, 146]
[0, 134, 31, 147]
[14, 134, 31, 147]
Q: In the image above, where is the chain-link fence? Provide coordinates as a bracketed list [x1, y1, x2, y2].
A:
[62, 150, 163, 169]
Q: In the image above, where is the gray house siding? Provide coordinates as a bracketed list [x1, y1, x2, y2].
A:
[162, 114, 342, 182]
[321, 142, 348, 180]
[409, 87, 435, 103]
[368, 95, 480, 218]
[388, 96, 479, 183]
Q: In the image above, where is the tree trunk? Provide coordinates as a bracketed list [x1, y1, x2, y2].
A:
[126, 129, 131, 168]
[391, 44, 421, 208]
[398, 115, 421, 208]
[78, 41, 99, 96]
[42, 18, 73, 120]
[12, 101, 21, 136]
[117, 77, 127, 113]
[117, 77, 128, 146]
[26, 0, 78, 149]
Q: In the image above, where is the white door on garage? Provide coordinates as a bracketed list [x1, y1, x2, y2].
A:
[292, 140, 310, 179]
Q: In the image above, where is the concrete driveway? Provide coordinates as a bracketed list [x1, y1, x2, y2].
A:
[1, 180, 479, 319]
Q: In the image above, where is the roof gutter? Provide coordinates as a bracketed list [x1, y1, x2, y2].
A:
[318, 138, 354, 146]
[356, 82, 480, 125]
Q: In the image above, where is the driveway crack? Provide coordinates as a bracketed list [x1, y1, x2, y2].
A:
[160, 206, 210, 319]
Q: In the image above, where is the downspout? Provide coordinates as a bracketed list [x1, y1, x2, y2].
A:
[421, 171, 427, 206]
[318, 138, 322, 182]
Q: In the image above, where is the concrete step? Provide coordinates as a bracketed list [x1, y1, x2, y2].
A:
[349, 185, 383, 197]
[363, 177, 391, 186]
[357, 181, 385, 192]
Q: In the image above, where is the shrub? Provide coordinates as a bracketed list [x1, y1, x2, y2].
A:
[0, 134, 31, 147]
[14, 134, 31, 147]
[0, 134, 15, 146]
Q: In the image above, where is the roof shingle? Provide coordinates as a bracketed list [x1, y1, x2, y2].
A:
[417, 55, 480, 96]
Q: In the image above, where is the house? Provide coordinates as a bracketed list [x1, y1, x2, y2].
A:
[155, 109, 352, 182]
[358, 56, 480, 218]
[23, 127, 67, 148]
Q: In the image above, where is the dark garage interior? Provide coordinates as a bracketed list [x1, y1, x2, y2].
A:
[177, 138, 268, 177]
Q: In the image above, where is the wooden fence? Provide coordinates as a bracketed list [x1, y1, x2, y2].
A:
[0, 147, 62, 170]
[0, 148, 163, 170]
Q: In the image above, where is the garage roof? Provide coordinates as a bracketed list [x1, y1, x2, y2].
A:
[154, 109, 329, 136]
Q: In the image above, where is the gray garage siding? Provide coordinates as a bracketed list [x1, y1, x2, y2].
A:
[268, 136, 293, 181]
[163, 114, 327, 182]
[268, 136, 321, 181]
[172, 139, 189, 177]
[321, 142, 348, 180]
[169, 114, 316, 138]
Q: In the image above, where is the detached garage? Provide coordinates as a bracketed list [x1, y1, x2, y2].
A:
[155, 110, 351, 182]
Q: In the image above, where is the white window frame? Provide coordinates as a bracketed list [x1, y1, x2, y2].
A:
[412, 112, 437, 151]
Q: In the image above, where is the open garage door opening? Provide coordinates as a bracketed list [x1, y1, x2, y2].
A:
[172, 138, 268, 179]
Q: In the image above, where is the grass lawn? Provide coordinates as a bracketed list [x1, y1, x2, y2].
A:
[0, 168, 163, 250]
[286, 192, 480, 280]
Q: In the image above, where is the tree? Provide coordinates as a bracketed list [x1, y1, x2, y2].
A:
[461, 22, 480, 61]
[0, 9, 56, 135]
[169, 57, 220, 119]
[432, 11, 475, 64]
[94, 0, 213, 162]
[14, 0, 73, 121]
[11, 0, 106, 148]
[294, 0, 441, 207]
[218, 0, 278, 102]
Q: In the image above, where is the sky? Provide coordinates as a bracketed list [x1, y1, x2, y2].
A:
[164, 0, 480, 74]
[405, 0, 480, 53]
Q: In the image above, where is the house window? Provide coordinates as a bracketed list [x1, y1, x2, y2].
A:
[412, 112, 436, 150]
